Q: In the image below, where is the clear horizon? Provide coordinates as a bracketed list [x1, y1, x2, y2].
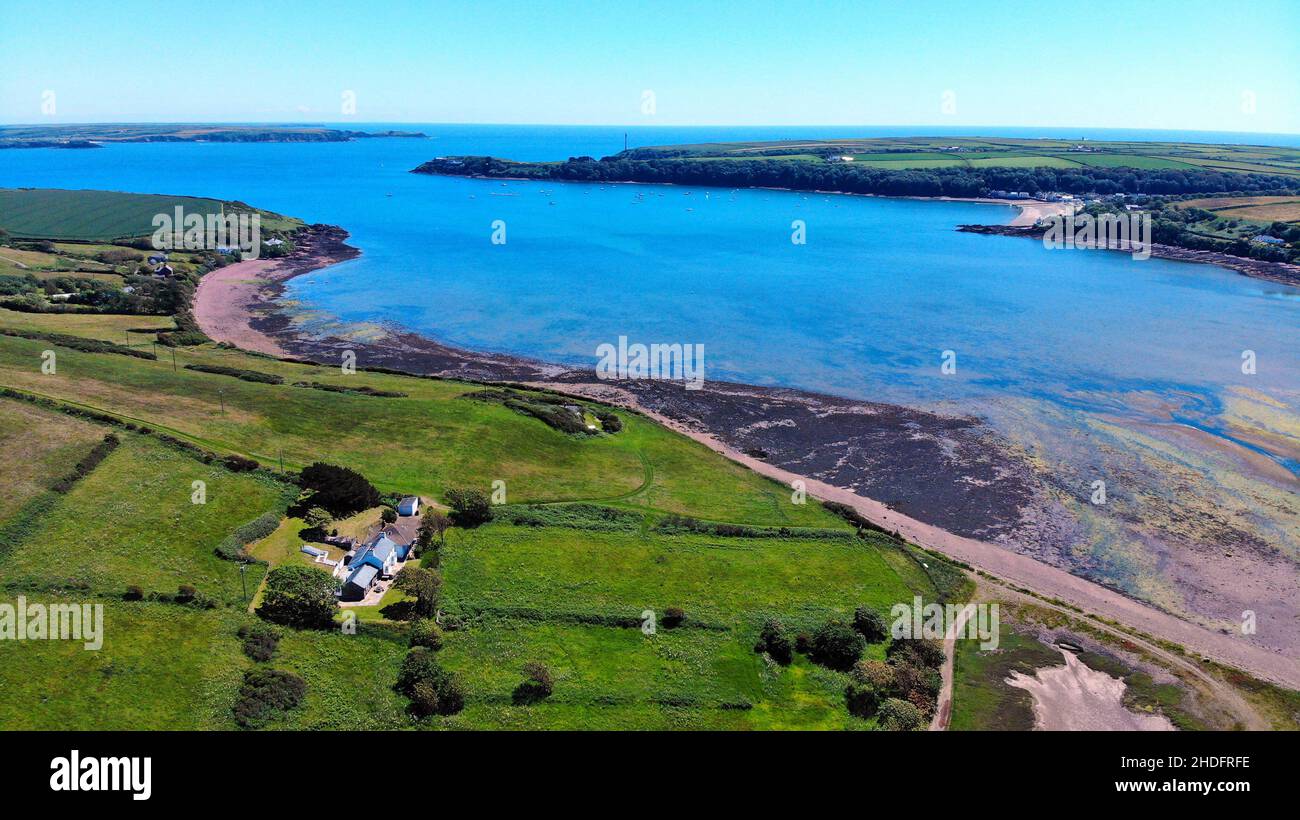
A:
[1, 0, 1296, 133]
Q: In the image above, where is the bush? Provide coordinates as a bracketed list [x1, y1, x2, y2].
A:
[595, 410, 623, 432]
[232, 668, 307, 729]
[50, 433, 120, 493]
[395, 647, 465, 716]
[123, 585, 144, 601]
[214, 509, 284, 561]
[887, 637, 946, 669]
[299, 462, 381, 517]
[238, 622, 282, 662]
[877, 697, 925, 731]
[256, 565, 338, 629]
[845, 680, 882, 718]
[381, 507, 397, 524]
[416, 508, 452, 551]
[845, 659, 894, 718]
[408, 618, 444, 650]
[393, 566, 442, 619]
[853, 606, 889, 643]
[662, 607, 686, 628]
[302, 506, 332, 537]
[513, 661, 554, 704]
[444, 487, 493, 527]
[155, 330, 209, 347]
[176, 584, 198, 603]
[754, 617, 794, 665]
[810, 620, 866, 671]
[795, 632, 813, 654]
[221, 454, 260, 472]
[183, 363, 284, 384]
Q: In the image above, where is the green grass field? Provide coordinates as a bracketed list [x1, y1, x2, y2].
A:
[0, 188, 305, 241]
[0, 312, 842, 528]
[0, 399, 105, 525]
[0, 431, 289, 604]
[626, 136, 1300, 176]
[442, 523, 915, 629]
[0, 304, 944, 730]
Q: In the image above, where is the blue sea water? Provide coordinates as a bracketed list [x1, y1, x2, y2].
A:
[2, 124, 1298, 442]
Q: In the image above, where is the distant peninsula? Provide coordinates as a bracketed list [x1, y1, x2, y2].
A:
[0, 123, 427, 149]
[413, 136, 1300, 270]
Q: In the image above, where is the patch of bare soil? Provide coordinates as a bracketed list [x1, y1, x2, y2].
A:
[1006, 649, 1176, 731]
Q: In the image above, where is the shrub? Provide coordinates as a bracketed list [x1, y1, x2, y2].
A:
[795, 632, 813, 654]
[852, 659, 895, 690]
[889, 661, 942, 706]
[662, 607, 686, 628]
[887, 637, 946, 669]
[256, 565, 338, 629]
[513, 661, 554, 704]
[50, 433, 119, 493]
[408, 618, 444, 650]
[302, 506, 332, 537]
[810, 619, 865, 671]
[238, 622, 281, 662]
[396, 647, 465, 716]
[381, 507, 397, 524]
[123, 585, 144, 601]
[183, 363, 284, 384]
[214, 509, 284, 562]
[845, 659, 894, 719]
[221, 454, 260, 472]
[853, 606, 889, 643]
[393, 566, 442, 619]
[416, 508, 452, 551]
[176, 584, 198, 603]
[155, 330, 209, 347]
[845, 680, 882, 718]
[877, 697, 925, 731]
[299, 462, 381, 517]
[444, 487, 492, 527]
[595, 410, 623, 432]
[754, 617, 794, 665]
[232, 668, 307, 729]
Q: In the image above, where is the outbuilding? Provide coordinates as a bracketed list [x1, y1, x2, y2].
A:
[397, 496, 420, 517]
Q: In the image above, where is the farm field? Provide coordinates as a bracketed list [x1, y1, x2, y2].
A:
[1177, 195, 1300, 223]
[0, 188, 304, 240]
[0, 602, 248, 730]
[0, 312, 843, 528]
[0, 430, 290, 605]
[621, 136, 1300, 176]
[441, 523, 921, 628]
[0, 399, 104, 526]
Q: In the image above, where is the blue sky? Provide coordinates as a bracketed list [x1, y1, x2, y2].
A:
[1, 0, 1296, 133]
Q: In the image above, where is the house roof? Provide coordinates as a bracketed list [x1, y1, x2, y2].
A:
[345, 563, 378, 590]
[370, 536, 398, 561]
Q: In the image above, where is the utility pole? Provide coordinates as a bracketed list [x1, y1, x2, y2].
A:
[279, 448, 284, 474]
[238, 562, 249, 607]
[219, 388, 225, 415]
[171, 348, 177, 372]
